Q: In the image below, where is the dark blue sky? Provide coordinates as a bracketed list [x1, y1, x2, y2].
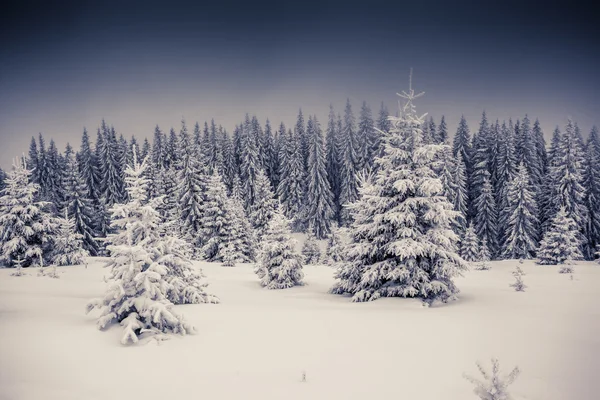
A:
[1, 0, 598, 168]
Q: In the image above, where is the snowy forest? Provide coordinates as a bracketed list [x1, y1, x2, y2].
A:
[1, 80, 598, 399]
[1, 94, 598, 268]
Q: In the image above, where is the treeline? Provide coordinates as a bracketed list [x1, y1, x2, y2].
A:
[0, 99, 598, 261]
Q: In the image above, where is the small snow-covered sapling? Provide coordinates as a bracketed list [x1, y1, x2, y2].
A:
[463, 358, 520, 400]
[559, 260, 573, 274]
[10, 257, 26, 277]
[510, 266, 527, 292]
[46, 265, 60, 279]
[475, 260, 491, 271]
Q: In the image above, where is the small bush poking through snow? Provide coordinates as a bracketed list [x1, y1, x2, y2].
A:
[509, 266, 527, 292]
[325, 228, 345, 265]
[559, 261, 574, 274]
[302, 234, 321, 265]
[463, 358, 520, 400]
[9, 257, 27, 276]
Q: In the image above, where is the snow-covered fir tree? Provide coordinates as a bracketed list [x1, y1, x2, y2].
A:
[515, 115, 543, 191]
[249, 168, 277, 241]
[254, 210, 304, 289]
[539, 126, 563, 233]
[356, 101, 375, 170]
[0, 167, 6, 193]
[86, 150, 216, 344]
[436, 115, 448, 144]
[551, 119, 588, 247]
[240, 114, 261, 210]
[331, 78, 468, 304]
[78, 128, 101, 204]
[177, 147, 206, 257]
[453, 153, 469, 231]
[98, 122, 125, 206]
[277, 128, 306, 231]
[52, 210, 89, 266]
[325, 227, 345, 265]
[496, 121, 517, 244]
[45, 139, 63, 210]
[262, 119, 278, 190]
[200, 172, 249, 262]
[460, 224, 481, 262]
[584, 126, 600, 258]
[326, 105, 341, 222]
[338, 98, 360, 226]
[502, 162, 539, 259]
[475, 238, 492, 270]
[0, 158, 58, 267]
[63, 151, 99, 255]
[301, 234, 321, 265]
[473, 170, 498, 257]
[27, 137, 39, 184]
[470, 111, 492, 207]
[305, 116, 334, 239]
[452, 115, 472, 178]
[510, 265, 527, 292]
[537, 207, 583, 265]
[226, 194, 256, 263]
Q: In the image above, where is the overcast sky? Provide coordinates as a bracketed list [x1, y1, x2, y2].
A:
[0, 0, 598, 169]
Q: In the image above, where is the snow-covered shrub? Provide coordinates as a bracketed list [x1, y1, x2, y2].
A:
[461, 225, 480, 262]
[475, 239, 492, 270]
[537, 207, 583, 265]
[509, 266, 526, 292]
[248, 169, 277, 241]
[0, 158, 58, 268]
[325, 228, 345, 265]
[221, 241, 237, 267]
[254, 211, 304, 289]
[331, 83, 468, 304]
[302, 234, 321, 265]
[52, 210, 89, 266]
[463, 358, 520, 400]
[226, 196, 256, 263]
[559, 262, 574, 274]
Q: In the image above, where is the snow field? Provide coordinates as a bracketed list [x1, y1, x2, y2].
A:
[0, 258, 598, 400]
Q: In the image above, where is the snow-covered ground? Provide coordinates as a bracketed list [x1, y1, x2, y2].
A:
[0, 259, 598, 400]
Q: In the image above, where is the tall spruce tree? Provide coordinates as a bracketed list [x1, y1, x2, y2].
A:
[305, 116, 334, 239]
[240, 114, 261, 211]
[437, 115, 448, 144]
[473, 170, 498, 257]
[326, 104, 341, 222]
[357, 101, 375, 170]
[545, 119, 588, 248]
[584, 126, 600, 258]
[249, 169, 277, 241]
[502, 162, 539, 259]
[178, 146, 206, 257]
[0, 158, 58, 267]
[331, 79, 467, 304]
[537, 207, 583, 265]
[254, 210, 304, 289]
[86, 150, 216, 345]
[27, 137, 40, 184]
[277, 128, 305, 231]
[63, 146, 99, 255]
[339, 98, 360, 226]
